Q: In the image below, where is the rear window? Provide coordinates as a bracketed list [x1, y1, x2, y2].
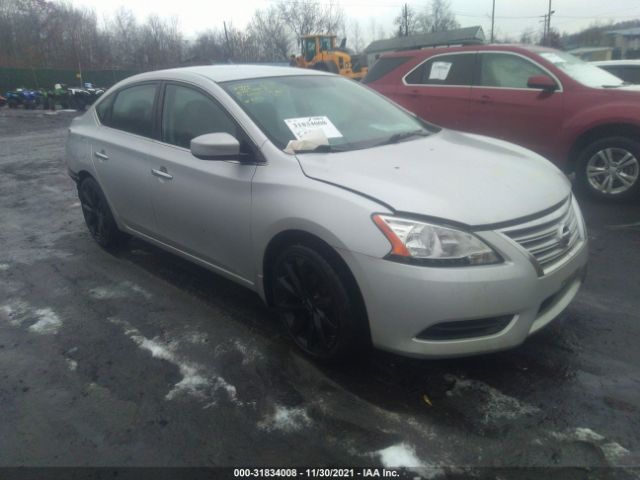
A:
[362, 56, 411, 84]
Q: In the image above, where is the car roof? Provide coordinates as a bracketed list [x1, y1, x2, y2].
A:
[591, 60, 640, 66]
[121, 65, 329, 85]
[382, 43, 559, 59]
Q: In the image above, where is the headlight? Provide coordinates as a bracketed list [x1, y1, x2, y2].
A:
[372, 214, 502, 266]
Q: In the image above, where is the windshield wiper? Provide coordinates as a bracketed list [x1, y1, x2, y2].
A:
[375, 129, 431, 147]
[293, 144, 351, 154]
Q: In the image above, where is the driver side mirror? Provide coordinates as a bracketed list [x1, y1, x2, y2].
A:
[527, 75, 558, 92]
[190, 132, 246, 161]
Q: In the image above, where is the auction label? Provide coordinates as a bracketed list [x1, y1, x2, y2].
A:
[284, 116, 343, 139]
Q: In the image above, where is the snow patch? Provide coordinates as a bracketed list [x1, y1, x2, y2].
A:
[0, 301, 31, 326]
[28, 308, 63, 334]
[70, 202, 80, 208]
[90, 281, 152, 300]
[374, 443, 442, 478]
[66, 358, 78, 371]
[601, 442, 630, 462]
[215, 339, 263, 365]
[445, 375, 539, 424]
[550, 428, 631, 464]
[376, 443, 422, 468]
[111, 318, 238, 404]
[259, 405, 311, 432]
[0, 263, 10, 271]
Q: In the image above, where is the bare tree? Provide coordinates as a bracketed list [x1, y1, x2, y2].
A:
[189, 30, 226, 64]
[419, 0, 459, 33]
[519, 27, 538, 45]
[349, 20, 364, 53]
[249, 5, 293, 61]
[394, 4, 419, 37]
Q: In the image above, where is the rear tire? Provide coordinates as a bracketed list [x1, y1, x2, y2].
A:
[269, 244, 368, 362]
[576, 136, 640, 201]
[78, 177, 128, 249]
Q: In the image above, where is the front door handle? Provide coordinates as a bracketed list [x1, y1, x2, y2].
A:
[151, 167, 173, 180]
[94, 150, 109, 160]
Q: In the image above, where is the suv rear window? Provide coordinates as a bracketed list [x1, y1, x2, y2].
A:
[404, 53, 475, 86]
[363, 56, 411, 84]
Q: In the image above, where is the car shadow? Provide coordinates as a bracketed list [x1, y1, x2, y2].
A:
[102, 234, 584, 437]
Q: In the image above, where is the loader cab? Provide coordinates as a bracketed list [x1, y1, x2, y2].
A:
[302, 35, 336, 61]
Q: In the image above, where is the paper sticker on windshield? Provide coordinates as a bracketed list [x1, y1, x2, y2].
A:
[429, 61, 452, 80]
[284, 116, 343, 139]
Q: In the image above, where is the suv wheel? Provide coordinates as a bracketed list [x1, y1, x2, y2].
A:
[576, 137, 640, 200]
[270, 244, 367, 362]
[78, 177, 127, 249]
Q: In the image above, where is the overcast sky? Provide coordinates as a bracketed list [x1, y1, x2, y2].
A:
[72, 0, 640, 43]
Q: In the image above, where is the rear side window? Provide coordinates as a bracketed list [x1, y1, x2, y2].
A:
[479, 53, 546, 89]
[109, 84, 157, 137]
[625, 67, 640, 84]
[404, 53, 475, 86]
[161, 84, 238, 149]
[95, 93, 114, 124]
[363, 56, 411, 84]
[610, 66, 640, 84]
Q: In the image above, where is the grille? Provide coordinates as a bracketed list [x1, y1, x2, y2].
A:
[499, 197, 582, 275]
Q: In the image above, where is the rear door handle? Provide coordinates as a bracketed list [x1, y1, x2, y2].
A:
[94, 150, 108, 160]
[151, 167, 173, 180]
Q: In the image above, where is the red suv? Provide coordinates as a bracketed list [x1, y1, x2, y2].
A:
[364, 45, 640, 200]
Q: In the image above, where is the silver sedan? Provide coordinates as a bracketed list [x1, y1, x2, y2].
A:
[66, 65, 588, 361]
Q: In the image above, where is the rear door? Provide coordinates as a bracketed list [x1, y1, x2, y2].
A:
[469, 52, 564, 160]
[90, 83, 158, 235]
[147, 82, 257, 283]
[394, 52, 476, 130]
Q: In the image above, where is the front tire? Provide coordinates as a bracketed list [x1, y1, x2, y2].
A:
[269, 244, 368, 362]
[576, 136, 640, 200]
[78, 177, 127, 249]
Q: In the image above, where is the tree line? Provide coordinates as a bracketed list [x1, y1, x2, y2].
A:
[0, 0, 357, 70]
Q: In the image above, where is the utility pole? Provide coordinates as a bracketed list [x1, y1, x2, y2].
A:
[403, 3, 409, 37]
[547, 0, 553, 43]
[490, 0, 496, 43]
[223, 21, 232, 62]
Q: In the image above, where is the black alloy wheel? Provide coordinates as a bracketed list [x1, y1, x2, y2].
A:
[271, 244, 366, 361]
[78, 177, 126, 248]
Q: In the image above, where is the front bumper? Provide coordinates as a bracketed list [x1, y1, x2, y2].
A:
[340, 224, 588, 359]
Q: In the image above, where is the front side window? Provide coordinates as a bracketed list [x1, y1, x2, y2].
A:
[479, 53, 547, 89]
[109, 84, 157, 137]
[161, 84, 237, 149]
[405, 54, 475, 86]
[222, 75, 437, 152]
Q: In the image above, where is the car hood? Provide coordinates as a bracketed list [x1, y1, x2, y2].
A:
[296, 130, 571, 227]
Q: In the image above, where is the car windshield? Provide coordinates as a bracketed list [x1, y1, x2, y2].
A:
[539, 51, 625, 88]
[221, 75, 436, 152]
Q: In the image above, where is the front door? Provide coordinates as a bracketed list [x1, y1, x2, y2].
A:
[469, 52, 564, 160]
[148, 83, 257, 282]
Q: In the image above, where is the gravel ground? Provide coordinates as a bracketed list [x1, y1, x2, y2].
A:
[1, 108, 639, 478]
